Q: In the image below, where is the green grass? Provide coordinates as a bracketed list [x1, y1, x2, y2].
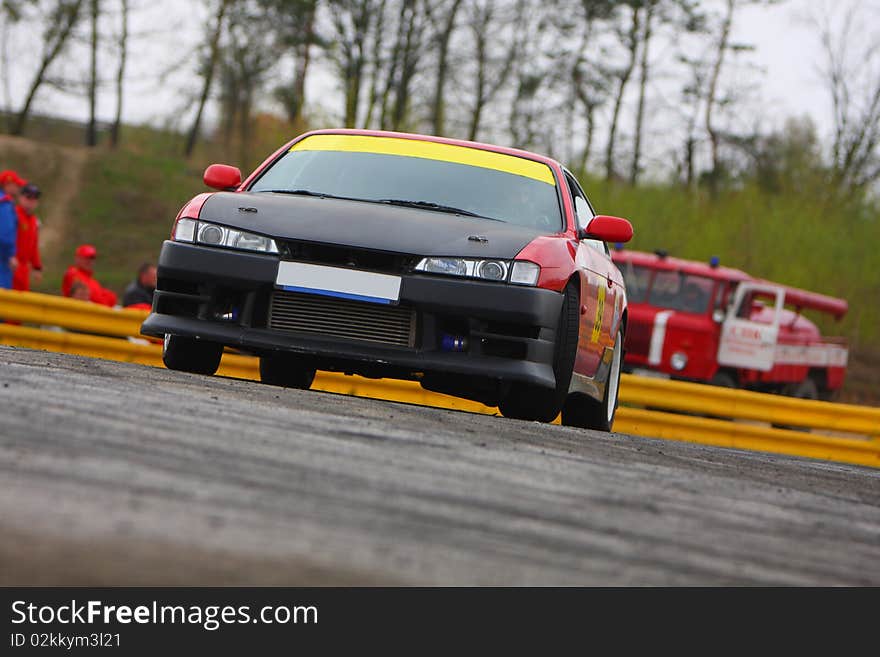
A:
[59, 148, 206, 292]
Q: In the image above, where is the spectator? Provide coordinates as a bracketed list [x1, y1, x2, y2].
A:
[0, 171, 24, 289]
[61, 244, 117, 307]
[69, 280, 91, 301]
[13, 183, 43, 291]
[0, 170, 25, 199]
[121, 262, 157, 309]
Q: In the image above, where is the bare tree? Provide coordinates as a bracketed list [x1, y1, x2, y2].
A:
[184, 0, 234, 158]
[630, 0, 657, 184]
[11, 0, 85, 136]
[86, 0, 99, 146]
[426, 0, 463, 136]
[568, 0, 616, 172]
[267, 0, 318, 124]
[217, 2, 277, 164]
[110, 0, 128, 148]
[465, 0, 522, 142]
[816, 3, 880, 193]
[604, 1, 641, 181]
[704, 0, 734, 181]
[328, 0, 377, 128]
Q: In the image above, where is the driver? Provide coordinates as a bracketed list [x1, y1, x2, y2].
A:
[681, 283, 707, 313]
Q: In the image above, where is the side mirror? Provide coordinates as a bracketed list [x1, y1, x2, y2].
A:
[578, 215, 633, 243]
[204, 164, 242, 191]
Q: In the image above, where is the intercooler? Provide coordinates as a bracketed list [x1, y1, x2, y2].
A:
[268, 290, 416, 348]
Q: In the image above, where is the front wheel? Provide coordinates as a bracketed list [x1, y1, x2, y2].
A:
[162, 334, 223, 375]
[562, 329, 623, 432]
[259, 352, 316, 389]
[499, 280, 580, 422]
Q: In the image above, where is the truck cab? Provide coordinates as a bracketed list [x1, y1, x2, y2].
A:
[612, 249, 849, 400]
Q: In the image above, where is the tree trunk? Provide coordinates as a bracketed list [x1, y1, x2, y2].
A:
[605, 4, 640, 181]
[630, 0, 655, 185]
[391, 0, 420, 131]
[430, 0, 462, 136]
[289, 8, 314, 124]
[110, 0, 128, 148]
[363, 0, 386, 128]
[86, 0, 100, 147]
[705, 0, 735, 183]
[12, 0, 85, 136]
[184, 0, 232, 158]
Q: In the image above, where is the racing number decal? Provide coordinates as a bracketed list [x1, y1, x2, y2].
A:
[591, 285, 606, 343]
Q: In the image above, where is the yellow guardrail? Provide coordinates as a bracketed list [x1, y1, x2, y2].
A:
[1, 289, 878, 468]
[0, 288, 146, 338]
[620, 374, 880, 437]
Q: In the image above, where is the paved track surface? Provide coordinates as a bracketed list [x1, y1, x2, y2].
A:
[1, 346, 878, 585]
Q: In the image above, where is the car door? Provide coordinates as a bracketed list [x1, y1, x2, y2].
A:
[564, 171, 617, 378]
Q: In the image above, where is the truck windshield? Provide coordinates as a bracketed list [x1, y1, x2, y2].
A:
[648, 271, 715, 314]
[620, 263, 651, 303]
[622, 263, 716, 313]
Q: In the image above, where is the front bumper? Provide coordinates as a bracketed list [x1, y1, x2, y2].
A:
[142, 241, 563, 388]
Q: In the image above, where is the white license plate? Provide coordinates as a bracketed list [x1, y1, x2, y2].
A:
[275, 261, 402, 305]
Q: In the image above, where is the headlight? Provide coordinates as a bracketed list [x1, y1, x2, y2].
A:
[172, 218, 278, 254]
[172, 217, 197, 242]
[670, 351, 688, 371]
[414, 257, 538, 285]
[510, 261, 540, 286]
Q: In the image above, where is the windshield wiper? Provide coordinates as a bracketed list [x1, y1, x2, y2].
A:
[376, 198, 498, 220]
[258, 189, 348, 200]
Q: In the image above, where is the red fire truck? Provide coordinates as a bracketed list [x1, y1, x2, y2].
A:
[612, 249, 849, 400]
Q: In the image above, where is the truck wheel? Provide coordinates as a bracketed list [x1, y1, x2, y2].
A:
[163, 334, 223, 375]
[259, 352, 316, 389]
[772, 378, 819, 432]
[710, 370, 737, 388]
[791, 377, 819, 401]
[499, 280, 579, 423]
[562, 329, 623, 432]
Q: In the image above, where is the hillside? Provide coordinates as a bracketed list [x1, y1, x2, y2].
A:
[0, 127, 877, 403]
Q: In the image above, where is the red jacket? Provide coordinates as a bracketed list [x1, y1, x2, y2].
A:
[62, 266, 118, 307]
[12, 206, 42, 291]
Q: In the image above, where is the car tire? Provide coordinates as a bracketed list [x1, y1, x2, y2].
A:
[499, 280, 579, 423]
[162, 334, 223, 375]
[259, 352, 316, 389]
[562, 328, 623, 432]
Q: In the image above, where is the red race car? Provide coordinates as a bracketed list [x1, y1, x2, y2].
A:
[142, 129, 633, 430]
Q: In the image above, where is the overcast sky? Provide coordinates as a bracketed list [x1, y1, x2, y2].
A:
[2, 0, 878, 157]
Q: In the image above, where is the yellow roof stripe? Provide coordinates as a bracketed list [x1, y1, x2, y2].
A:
[290, 134, 556, 186]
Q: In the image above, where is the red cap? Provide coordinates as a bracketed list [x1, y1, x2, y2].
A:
[0, 170, 26, 186]
[75, 244, 98, 258]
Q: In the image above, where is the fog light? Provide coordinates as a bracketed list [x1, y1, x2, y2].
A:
[670, 351, 688, 371]
[441, 334, 468, 352]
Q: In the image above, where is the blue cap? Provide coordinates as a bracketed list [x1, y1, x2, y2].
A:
[710, 256, 720, 268]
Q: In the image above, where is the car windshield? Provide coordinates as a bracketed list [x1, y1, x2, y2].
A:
[249, 135, 563, 231]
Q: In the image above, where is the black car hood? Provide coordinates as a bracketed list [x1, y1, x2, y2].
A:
[199, 192, 551, 259]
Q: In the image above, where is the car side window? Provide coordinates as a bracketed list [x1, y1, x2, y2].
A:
[564, 172, 608, 256]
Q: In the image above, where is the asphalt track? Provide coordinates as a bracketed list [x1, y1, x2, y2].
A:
[1, 346, 878, 585]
